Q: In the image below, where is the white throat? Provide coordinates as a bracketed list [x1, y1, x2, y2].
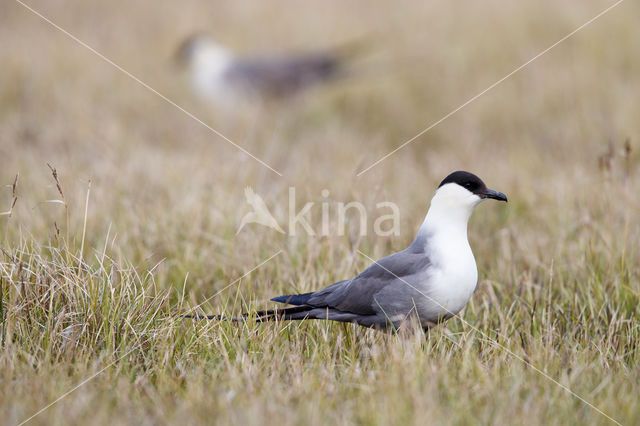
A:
[419, 183, 481, 239]
[412, 183, 484, 317]
[188, 41, 233, 96]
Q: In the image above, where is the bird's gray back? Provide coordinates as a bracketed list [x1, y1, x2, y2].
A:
[224, 54, 340, 97]
[306, 248, 432, 319]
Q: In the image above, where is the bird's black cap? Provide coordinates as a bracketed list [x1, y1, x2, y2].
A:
[438, 171, 507, 201]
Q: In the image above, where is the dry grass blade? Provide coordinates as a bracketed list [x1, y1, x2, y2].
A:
[0, 174, 19, 217]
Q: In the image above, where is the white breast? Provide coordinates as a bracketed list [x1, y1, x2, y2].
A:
[425, 235, 478, 317]
[413, 183, 483, 320]
[189, 45, 233, 101]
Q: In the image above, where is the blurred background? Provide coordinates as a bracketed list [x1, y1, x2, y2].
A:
[2, 1, 639, 424]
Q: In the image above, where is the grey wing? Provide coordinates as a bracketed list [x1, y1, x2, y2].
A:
[306, 249, 431, 316]
[225, 54, 341, 97]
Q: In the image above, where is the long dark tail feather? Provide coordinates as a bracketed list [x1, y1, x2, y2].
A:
[270, 292, 314, 306]
[329, 34, 374, 61]
[182, 305, 314, 323]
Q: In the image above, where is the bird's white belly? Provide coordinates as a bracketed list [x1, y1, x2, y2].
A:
[417, 245, 478, 319]
[192, 61, 231, 101]
[431, 266, 477, 315]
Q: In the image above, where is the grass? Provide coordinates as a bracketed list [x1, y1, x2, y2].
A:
[1, 0, 640, 424]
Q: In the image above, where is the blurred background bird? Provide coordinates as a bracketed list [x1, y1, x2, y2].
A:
[174, 33, 368, 105]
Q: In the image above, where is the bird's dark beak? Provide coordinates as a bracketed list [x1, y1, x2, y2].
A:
[173, 48, 186, 68]
[173, 40, 191, 68]
[481, 189, 508, 202]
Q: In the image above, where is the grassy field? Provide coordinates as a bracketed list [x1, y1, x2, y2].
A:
[1, 0, 639, 424]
